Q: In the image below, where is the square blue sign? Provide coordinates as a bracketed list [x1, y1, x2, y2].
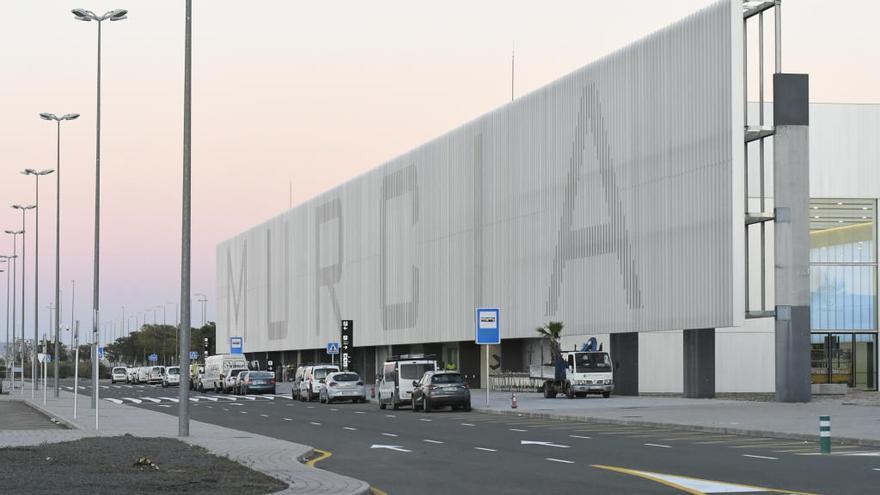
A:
[475, 308, 500, 345]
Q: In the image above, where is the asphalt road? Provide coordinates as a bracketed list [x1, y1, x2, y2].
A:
[59, 379, 877, 494]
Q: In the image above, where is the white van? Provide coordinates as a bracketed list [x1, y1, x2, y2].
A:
[377, 355, 438, 410]
[137, 366, 151, 384]
[297, 364, 340, 402]
[148, 366, 165, 384]
[202, 353, 248, 392]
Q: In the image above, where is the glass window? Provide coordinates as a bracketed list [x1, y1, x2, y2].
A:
[400, 363, 434, 380]
[810, 199, 877, 331]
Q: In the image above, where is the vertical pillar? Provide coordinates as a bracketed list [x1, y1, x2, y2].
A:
[773, 73, 811, 402]
[683, 328, 715, 398]
[610, 332, 639, 395]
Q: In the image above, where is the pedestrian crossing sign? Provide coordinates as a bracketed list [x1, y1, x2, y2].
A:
[326, 342, 340, 355]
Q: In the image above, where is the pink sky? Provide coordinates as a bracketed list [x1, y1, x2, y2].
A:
[1, 0, 878, 345]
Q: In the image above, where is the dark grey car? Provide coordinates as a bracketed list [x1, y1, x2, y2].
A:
[238, 371, 276, 395]
[411, 371, 471, 412]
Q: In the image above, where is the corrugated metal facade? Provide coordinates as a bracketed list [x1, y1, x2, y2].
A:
[217, 0, 745, 353]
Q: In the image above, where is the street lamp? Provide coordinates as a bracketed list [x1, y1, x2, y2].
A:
[12, 205, 34, 396]
[194, 293, 207, 327]
[72, 7, 128, 415]
[22, 169, 54, 397]
[0, 255, 10, 380]
[3, 237, 21, 391]
[40, 112, 79, 398]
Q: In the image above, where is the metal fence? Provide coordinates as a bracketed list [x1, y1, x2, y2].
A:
[489, 372, 544, 392]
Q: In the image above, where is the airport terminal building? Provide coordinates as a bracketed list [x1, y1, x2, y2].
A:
[216, 0, 878, 397]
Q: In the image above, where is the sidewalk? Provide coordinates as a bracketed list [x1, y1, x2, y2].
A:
[471, 390, 880, 447]
[0, 385, 369, 495]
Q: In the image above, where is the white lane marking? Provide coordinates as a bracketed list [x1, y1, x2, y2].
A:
[188, 398, 200, 402]
[101, 386, 110, 389]
[197, 396, 219, 402]
[207, 406, 213, 409]
[63, 386, 74, 391]
[229, 403, 242, 407]
[461, 423, 475, 427]
[310, 422, 321, 426]
[124, 385, 133, 389]
[240, 395, 256, 401]
[475, 447, 497, 452]
[386, 414, 396, 418]
[159, 397, 179, 403]
[260, 414, 269, 418]
[521, 440, 570, 449]
[344, 427, 357, 431]
[121, 398, 142, 404]
[240, 411, 248, 414]
[370, 444, 411, 453]
[330, 408, 339, 412]
[214, 396, 237, 401]
[742, 454, 778, 460]
[354, 411, 366, 414]
[872, 468, 880, 471]
[382, 433, 398, 437]
[283, 418, 293, 421]
[158, 404, 170, 408]
[78, 386, 86, 390]
[272, 394, 293, 399]
[569, 435, 592, 439]
[105, 398, 124, 405]
[222, 408, 229, 412]
[546, 458, 574, 464]
[645, 443, 672, 449]
[509, 428, 527, 432]
[419, 418, 432, 422]
[112, 386, 122, 389]
[141, 398, 161, 404]
[307, 406, 314, 409]
[424, 439, 444, 444]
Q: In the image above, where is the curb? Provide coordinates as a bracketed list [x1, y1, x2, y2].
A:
[19, 398, 80, 431]
[472, 407, 880, 449]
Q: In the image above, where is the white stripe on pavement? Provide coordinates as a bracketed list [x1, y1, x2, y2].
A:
[121, 398, 142, 404]
[158, 397, 179, 403]
[645, 443, 672, 449]
[546, 458, 574, 464]
[475, 447, 496, 452]
[105, 398, 124, 405]
[424, 439, 444, 444]
[742, 454, 778, 460]
[141, 398, 161, 404]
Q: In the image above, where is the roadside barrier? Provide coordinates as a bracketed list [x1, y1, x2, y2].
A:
[820, 415, 831, 454]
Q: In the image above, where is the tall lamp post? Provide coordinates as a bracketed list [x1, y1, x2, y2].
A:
[194, 293, 207, 327]
[179, 0, 193, 437]
[72, 7, 128, 416]
[3, 236, 22, 390]
[12, 205, 34, 395]
[22, 169, 55, 397]
[0, 256, 11, 384]
[40, 112, 79, 398]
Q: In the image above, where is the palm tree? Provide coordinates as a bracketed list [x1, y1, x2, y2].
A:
[536, 321, 564, 365]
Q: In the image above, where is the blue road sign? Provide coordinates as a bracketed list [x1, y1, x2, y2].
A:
[45, 354, 52, 364]
[475, 308, 501, 345]
[188, 351, 199, 360]
[230, 336, 243, 354]
[148, 353, 158, 363]
[97, 347, 105, 360]
[326, 342, 340, 355]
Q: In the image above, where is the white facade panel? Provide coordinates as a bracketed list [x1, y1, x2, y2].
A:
[217, 0, 745, 353]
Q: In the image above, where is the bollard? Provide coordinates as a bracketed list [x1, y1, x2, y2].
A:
[511, 392, 518, 409]
[819, 415, 831, 454]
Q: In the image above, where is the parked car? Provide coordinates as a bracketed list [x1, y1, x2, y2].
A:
[237, 371, 276, 395]
[189, 364, 204, 390]
[111, 367, 128, 384]
[377, 354, 438, 410]
[411, 371, 470, 412]
[319, 371, 366, 404]
[290, 365, 308, 400]
[137, 366, 151, 384]
[221, 368, 248, 393]
[162, 366, 181, 388]
[127, 367, 139, 384]
[298, 364, 340, 402]
[148, 366, 165, 384]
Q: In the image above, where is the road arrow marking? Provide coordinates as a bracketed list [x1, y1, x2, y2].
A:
[521, 440, 570, 449]
[370, 445, 412, 453]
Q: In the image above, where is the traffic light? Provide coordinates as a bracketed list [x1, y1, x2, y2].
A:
[203, 337, 210, 357]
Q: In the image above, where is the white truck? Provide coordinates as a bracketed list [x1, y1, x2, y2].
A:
[530, 351, 614, 399]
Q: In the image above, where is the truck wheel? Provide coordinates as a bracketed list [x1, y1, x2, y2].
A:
[543, 382, 555, 399]
[602, 391, 611, 398]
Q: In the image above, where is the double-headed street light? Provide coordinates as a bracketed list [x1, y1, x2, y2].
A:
[72, 7, 127, 417]
[11, 205, 34, 396]
[21, 170, 54, 396]
[41, 112, 79, 398]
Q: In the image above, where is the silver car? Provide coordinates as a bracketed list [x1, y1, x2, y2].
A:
[319, 371, 366, 404]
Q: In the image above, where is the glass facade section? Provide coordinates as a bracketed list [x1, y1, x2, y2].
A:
[809, 199, 877, 331]
[809, 199, 878, 390]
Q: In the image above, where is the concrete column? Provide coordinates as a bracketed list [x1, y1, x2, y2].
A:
[610, 332, 639, 395]
[773, 73, 811, 403]
[683, 328, 715, 398]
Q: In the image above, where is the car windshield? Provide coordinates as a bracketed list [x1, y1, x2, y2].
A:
[167, 368, 180, 375]
[333, 373, 360, 382]
[574, 353, 612, 373]
[230, 369, 246, 377]
[250, 372, 274, 378]
[431, 373, 463, 384]
[152, 367, 161, 372]
[313, 368, 336, 380]
[400, 363, 434, 380]
[112, 368, 126, 373]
